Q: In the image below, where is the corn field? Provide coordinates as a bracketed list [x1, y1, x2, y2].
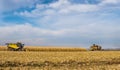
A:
[0, 46, 87, 52]
[0, 46, 120, 70]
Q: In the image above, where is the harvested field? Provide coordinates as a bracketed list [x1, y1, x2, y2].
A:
[0, 51, 120, 70]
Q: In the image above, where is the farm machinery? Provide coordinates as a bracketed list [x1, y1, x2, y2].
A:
[90, 44, 102, 51]
[6, 42, 25, 51]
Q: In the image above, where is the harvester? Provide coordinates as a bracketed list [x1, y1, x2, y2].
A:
[6, 42, 25, 51]
[90, 44, 102, 51]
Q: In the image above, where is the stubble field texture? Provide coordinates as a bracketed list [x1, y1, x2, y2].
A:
[0, 46, 120, 70]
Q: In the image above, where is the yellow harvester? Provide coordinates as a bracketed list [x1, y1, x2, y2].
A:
[6, 42, 24, 51]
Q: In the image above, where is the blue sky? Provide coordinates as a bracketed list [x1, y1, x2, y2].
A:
[0, 0, 120, 48]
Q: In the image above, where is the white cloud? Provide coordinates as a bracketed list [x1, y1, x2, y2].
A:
[2, 0, 120, 14]
[14, 0, 120, 39]
[0, 23, 65, 39]
[49, 0, 70, 9]
[2, 0, 120, 47]
[1, 21, 120, 47]
[17, 0, 120, 18]
[49, 0, 99, 13]
[59, 4, 98, 13]
[101, 0, 120, 4]
[18, 0, 100, 17]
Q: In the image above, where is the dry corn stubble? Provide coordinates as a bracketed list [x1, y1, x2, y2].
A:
[0, 49, 119, 70]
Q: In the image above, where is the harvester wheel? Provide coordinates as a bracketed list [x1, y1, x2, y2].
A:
[7, 47, 15, 51]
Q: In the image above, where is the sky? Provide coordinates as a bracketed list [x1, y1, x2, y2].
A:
[0, 0, 120, 48]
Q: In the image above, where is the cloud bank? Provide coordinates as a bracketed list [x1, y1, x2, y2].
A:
[0, 0, 120, 48]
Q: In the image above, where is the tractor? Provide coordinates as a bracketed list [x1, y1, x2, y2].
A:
[90, 44, 102, 51]
[6, 42, 25, 51]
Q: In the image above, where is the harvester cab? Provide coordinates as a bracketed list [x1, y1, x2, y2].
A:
[6, 42, 24, 51]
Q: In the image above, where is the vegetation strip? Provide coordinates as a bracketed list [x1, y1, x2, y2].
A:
[0, 60, 120, 67]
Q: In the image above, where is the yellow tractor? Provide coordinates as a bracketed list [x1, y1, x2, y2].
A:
[90, 44, 102, 51]
[6, 42, 25, 51]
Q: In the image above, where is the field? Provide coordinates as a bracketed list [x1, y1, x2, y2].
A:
[0, 46, 120, 70]
[0, 46, 87, 52]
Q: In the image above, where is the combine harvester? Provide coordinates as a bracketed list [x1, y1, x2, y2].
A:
[90, 44, 102, 51]
[6, 42, 26, 51]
